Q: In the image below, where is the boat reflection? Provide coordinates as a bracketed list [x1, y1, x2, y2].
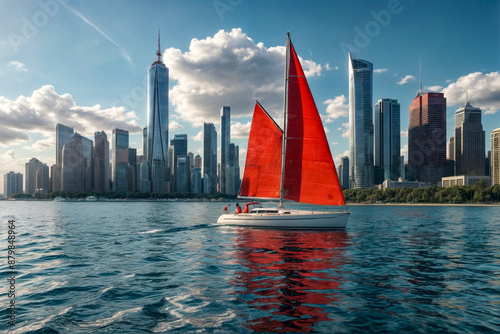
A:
[230, 228, 349, 332]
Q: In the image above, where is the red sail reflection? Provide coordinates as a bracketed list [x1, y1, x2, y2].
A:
[230, 228, 349, 332]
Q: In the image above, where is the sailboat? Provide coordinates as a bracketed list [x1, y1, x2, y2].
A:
[217, 33, 349, 229]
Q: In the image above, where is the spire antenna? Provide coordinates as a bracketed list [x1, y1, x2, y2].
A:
[418, 58, 422, 96]
[156, 26, 161, 62]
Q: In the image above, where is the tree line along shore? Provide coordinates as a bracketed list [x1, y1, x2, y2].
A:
[4, 181, 500, 204]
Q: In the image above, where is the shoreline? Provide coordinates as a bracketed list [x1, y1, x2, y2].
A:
[346, 202, 500, 207]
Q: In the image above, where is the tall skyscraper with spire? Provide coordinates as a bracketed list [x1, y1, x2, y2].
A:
[146, 29, 169, 193]
[408, 66, 446, 184]
[348, 52, 373, 189]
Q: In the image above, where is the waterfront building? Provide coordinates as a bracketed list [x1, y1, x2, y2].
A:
[128, 148, 137, 192]
[203, 123, 217, 193]
[62, 133, 85, 192]
[146, 30, 169, 193]
[408, 92, 446, 184]
[176, 155, 190, 193]
[191, 167, 202, 193]
[226, 143, 240, 195]
[492, 128, 500, 185]
[4, 171, 23, 198]
[338, 156, 349, 189]
[35, 164, 50, 197]
[452, 101, 485, 176]
[374, 98, 401, 184]
[94, 131, 110, 192]
[220, 106, 231, 194]
[441, 175, 490, 187]
[112, 129, 129, 192]
[171, 134, 188, 193]
[25, 158, 43, 195]
[54, 123, 74, 192]
[348, 52, 373, 189]
[381, 178, 433, 191]
[194, 154, 202, 168]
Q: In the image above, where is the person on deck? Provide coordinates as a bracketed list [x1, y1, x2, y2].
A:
[235, 203, 242, 214]
[243, 203, 249, 213]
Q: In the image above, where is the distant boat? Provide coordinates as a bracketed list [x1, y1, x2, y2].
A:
[53, 196, 66, 202]
[217, 33, 349, 229]
[85, 196, 97, 201]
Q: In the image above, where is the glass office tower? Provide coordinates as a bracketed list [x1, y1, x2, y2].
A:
[348, 52, 373, 189]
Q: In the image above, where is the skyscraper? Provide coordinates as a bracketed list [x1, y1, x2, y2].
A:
[112, 129, 129, 192]
[453, 101, 485, 176]
[339, 156, 349, 189]
[408, 92, 446, 184]
[220, 106, 230, 193]
[348, 52, 373, 189]
[374, 98, 401, 184]
[146, 30, 169, 193]
[4, 171, 23, 198]
[35, 164, 50, 197]
[62, 133, 85, 192]
[226, 143, 240, 195]
[25, 158, 43, 195]
[53, 123, 74, 192]
[170, 134, 188, 192]
[94, 131, 110, 192]
[203, 123, 217, 193]
[491, 128, 500, 186]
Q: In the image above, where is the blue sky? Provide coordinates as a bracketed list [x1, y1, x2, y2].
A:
[1, 0, 499, 193]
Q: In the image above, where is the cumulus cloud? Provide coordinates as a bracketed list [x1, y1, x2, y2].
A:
[164, 28, 325, 127]
[23, 136, 55, 152]
[400, 130, 408, 137]
[401, 144, 408, 161]
[426, 85, 443, 92]
[0, 85, 142, 148]
[374, 68, 388, 73]
[397, 75, 416, 85]
[193, 131, 203, 142]
[323, 95, 349, 123]
[169, 121, 183, 131]
[441, 72, 500, 114]
[337, 122, 349, 138]
[8, 61, 27, 72]
[231, 121, 251, 139]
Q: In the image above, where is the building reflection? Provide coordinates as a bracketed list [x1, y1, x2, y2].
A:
[230, 228, 349, 332]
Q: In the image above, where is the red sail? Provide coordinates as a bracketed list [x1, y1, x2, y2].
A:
[239, 102, 283, 199]
[283, 39, 345, 206]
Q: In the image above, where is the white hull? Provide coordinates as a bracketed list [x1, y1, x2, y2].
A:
[217, 208, 349, 229]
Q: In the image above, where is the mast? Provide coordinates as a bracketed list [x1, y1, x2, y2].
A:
[279, 32, 290, 208]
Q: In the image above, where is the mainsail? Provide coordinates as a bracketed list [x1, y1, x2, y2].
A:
[239, 35, 345, 207]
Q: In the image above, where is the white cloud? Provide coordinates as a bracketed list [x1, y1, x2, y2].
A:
[337, 122, 349, 138]
[441, 72, 500, 114]
[169, 121, 183, 131]
[0, 149, 23, 176]
[0, 85, 142, 148]
[231, 121, 251, 139]
[400, 130, 408, 137]
[23, 136, 55, 152]
[164, 28, 324, 127]
[401, 144, 408, 161]
[397, 75, 416, 85]
[374, 68, 388, 73]
[323, 95, 348, 123]
[325, 64, 339, 71]
[426, 85, 443, 92]
[193, 131, 203, 142]
[8, 61, 27, 72]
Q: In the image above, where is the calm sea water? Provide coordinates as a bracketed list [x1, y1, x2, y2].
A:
[0, 201, 499, 333]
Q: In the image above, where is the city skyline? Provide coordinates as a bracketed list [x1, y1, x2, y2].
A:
[0, 0, 499, 192]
